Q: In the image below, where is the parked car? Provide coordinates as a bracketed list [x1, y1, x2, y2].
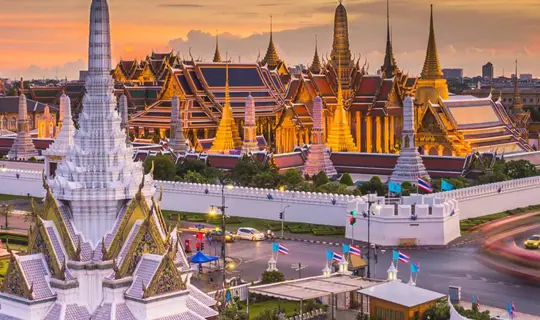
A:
[236, 227, 265, 241]
[206, 230, 236, 243]
[524, 235, 540, 249]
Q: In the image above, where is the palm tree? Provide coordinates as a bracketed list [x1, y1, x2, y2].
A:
[0, 204, 14, 230]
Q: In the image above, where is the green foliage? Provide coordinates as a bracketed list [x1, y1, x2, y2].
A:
[230, 157, 281, 189]
[339, 173, 354, 186]
[316, 182, 356, 195]
[144, 155, 176, 181]
[183, 170, 207, 183]
[359, 176, 387, 196]
[313, 171, 329, 187]
[287, 224, 312, 234]
[401, 181, 413, 196]
[28, 157, 37, 162]
[453, 304, 491, 320]
[260, 270, 285, 284]
[176, 159, 207, 177]
[252, 171, 283, 189]
[282, 169, 304, 190]
[175, 159, 223, 184]
[252, 309, 280, 320]
[151, 133, 161, 144]
[422, 300, 450, 320]
[503, 159, 538, 179]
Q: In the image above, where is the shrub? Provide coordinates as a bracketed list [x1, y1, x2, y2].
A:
[339, 173, 354, 186]
[287, 224, 311, 234]
[260, 270, 285, 284]
[313, 172, 329, 187]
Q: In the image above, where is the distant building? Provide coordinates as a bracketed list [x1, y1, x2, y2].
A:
[79, 70, 88, 82]
[520, 74, 533, 81]
[482, 62, 494, 79]
[442, 68, 463, 80]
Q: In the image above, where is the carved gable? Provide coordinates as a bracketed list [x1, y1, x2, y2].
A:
[3, 256, 31, 300]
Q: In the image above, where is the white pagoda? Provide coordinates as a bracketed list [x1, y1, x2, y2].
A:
[7, 94, 38, 160]
[0, 1, 217, 319]
[390, 96, 430, 183]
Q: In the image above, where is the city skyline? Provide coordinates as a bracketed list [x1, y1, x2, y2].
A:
[3, 0, 540, 79]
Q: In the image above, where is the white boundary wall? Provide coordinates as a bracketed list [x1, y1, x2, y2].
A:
[431, 175, 540, 219]
[2, 168, 540, 222]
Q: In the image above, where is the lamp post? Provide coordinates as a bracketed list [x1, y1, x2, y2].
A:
[208, 181, 233, 314]
[363, 194, 380, 279]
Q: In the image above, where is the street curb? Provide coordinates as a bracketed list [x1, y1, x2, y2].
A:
[276, 236, 479, 250]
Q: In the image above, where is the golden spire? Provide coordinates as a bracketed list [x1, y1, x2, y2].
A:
[382, 0, 398, 78]
[512, 58, 524, 111]
[309, 35, 322, 74]
[209, 61, 242, 153]
[420, 4, 443, 80]
[326, 59, 356, 152]
[261, 15, 281, 69]
[213, 30, 222, 62]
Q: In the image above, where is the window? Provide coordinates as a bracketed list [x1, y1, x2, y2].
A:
[9, 118, 16, 130]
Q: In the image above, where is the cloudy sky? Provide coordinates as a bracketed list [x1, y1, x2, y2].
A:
[2, 0, 540, 80]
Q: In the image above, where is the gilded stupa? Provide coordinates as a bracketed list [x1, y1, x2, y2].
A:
[208, 62, 242, 154]
[213, 31, 222, 63]
[326, 74, 356, 152]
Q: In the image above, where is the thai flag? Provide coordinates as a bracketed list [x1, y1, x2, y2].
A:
[417, 177, 433, 193]
[332, 252, 343, 262]
[278, 244, 289, 255]
[398, 251, 410, 264]
[349, 245, 361, 257]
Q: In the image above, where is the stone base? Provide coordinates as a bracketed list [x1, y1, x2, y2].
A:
[390, 148, 429, 184]
[303, 144, 337, 177]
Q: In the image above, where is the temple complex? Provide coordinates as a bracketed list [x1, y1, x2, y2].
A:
[390, 96, 429, 183]
[0, 1, 217, 318]
[7, 94, 38, 160]
[303, 96, 337, 177]
[509, 59, 530, 140]
[414, 5, 532, 156]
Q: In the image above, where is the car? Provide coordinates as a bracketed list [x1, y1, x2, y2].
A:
[236, 227, 265, 241]
[206, 230, 236, 243]
[524, 235, 540, 249]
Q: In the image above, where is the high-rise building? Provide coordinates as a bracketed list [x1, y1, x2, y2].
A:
[442, 68, 463, 81]
[482, 62, 494, 80]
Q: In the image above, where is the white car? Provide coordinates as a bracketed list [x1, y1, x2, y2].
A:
[236, 227, 265, 241]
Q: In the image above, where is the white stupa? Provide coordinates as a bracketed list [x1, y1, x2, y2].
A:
[7, 94, 38, 160]
[390, 96, 429, 183]
[0, 1, 217, 319]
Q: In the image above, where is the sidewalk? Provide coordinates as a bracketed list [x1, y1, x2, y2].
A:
[460, 301, 537, 320]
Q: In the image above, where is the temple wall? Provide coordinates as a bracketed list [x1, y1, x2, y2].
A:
[3, 168, 540, 224]
[344, 195, 461, 246]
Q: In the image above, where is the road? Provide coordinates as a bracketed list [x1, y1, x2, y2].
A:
[183, 234, 540, 316]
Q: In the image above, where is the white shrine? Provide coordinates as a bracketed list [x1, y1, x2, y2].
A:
[0, 1, 218, 319]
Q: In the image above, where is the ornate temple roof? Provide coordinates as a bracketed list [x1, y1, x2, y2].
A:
[0, 96, 55, 114]
[261, 16, 283, 70]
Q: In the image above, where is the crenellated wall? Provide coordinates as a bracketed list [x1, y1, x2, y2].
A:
[2, 168, 540, 224]
[344, 195, 461, 246]
[159, 181, 357, 226]
[430, 175, 540, 219]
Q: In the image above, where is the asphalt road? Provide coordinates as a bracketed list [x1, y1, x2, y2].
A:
[183, 234, 540, 316]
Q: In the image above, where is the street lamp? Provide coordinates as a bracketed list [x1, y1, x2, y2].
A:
[363, 194, 381, 278]
[207, 181, 233, 314]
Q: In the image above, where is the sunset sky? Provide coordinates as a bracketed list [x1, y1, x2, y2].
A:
[2, 0, 540, 79]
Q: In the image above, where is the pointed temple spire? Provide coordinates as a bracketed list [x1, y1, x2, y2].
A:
[261, 15, 281, 70]
[43, 94, 76, 172]
[7, 94, 38, 160]
[209, 62, 242, 154]
[309, 35, 323, 74]
[331, 1, 352, 67]
[242, 94, 258, 154]
[420, 5, 443, 80]
[169, 95, 188, 154]
[326, 65, 356, 152]
[512, 58, 523, 111]
[303, 96, 337, 177]
[390, 96, 429, 183]
[213, 30, 222, 63]
[382, 0, 398, 78]
[47, 0, 151, 246]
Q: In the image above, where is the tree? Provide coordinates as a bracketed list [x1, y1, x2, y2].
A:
[316, 182, 354, 195]
[183, 170, 207, 183]
[281, 169, 304, 189]
[176, 158, 207, 177]
[422, 300, 450, 320]
[260, 270, 285, 284]
[339, 173, 354, 186]
[503, 160, 538, 179]
[313, 171, 329, 187]
[0, 204, 14, 230]
[401, 181, 413, 196]
[144, 155, 176, 181]
[230, 157, 262, 186]
[252, 171, 282, 189]
[359, 176, 387, 196]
